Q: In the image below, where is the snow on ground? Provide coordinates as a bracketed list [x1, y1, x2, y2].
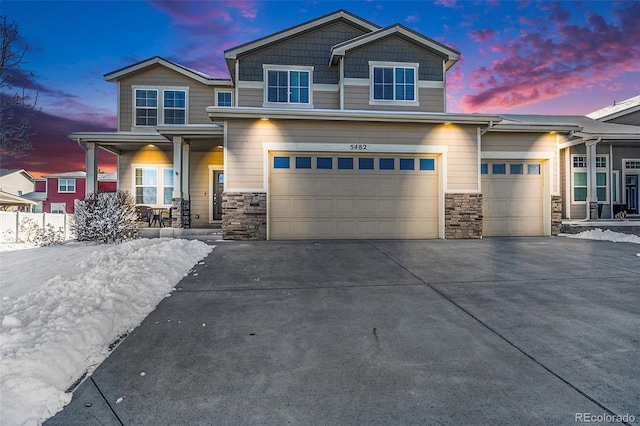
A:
[0, 238, 213, 425]
[560, 229, 640, 245]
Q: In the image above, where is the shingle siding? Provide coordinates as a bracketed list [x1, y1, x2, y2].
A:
[238, 21, 368, 84]
[344, 35, 444, 81]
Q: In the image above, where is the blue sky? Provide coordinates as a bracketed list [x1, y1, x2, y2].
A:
[2, 0, 639, 175]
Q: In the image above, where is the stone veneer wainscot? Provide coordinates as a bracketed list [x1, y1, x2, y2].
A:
[222, 192, 267, 240]
[445, 193, 483, 239]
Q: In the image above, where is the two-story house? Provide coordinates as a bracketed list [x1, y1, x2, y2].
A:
[29, 171, 117, 214]
[71, 9, 640, 239]
[0, 169, 38, 211]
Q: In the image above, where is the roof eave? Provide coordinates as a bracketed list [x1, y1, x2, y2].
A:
[206, 106, 501, 125]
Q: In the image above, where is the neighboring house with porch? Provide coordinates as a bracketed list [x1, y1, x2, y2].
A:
[28, 171, 117, 214]
[70, 9, 640, 240]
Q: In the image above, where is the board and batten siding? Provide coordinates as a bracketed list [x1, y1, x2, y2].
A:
[225, 120, 479, 192]
[343, 85, 444, 112]
[118, 65, 216, 130]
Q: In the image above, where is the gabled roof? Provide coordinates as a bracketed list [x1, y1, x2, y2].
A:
[104, 56, 232, 86]
[586, 95, 640, 122]
[0, 169, 34, 180]
[330, 24, 460, 70]
[224, 10, 379, 61]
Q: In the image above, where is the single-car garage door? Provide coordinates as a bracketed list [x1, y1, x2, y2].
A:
[270, 153, 439, 239]
[482, 161, 545, 236]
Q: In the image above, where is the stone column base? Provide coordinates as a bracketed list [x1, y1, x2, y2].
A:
[445, 193, 483, 239]
[551, 195, 562, 236]
[589, 201, 599, 220]
[222, 192, 266, 240]
[171, 198, 190, 229]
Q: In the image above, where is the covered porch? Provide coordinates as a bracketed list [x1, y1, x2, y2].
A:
[70, 124, 224, 229]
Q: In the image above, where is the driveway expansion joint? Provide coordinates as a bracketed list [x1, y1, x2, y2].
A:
[90, 377, 124, 426]
[366, 240, 628, 423]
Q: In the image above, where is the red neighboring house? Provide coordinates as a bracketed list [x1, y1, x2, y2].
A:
[29, 171, 117, 213]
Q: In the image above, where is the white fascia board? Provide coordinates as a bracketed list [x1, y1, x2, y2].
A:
[105, 57, 232, 87]
[490, 124, 581, 133]
[225, 10, 379, 60]
[330, 25, 459, 66]
[206, 106, 501, 125]
[574, 131, 640, 140]
[69, 132, 167, 143]
[263, 142, 448, 154]
[481, 151, 555, 160]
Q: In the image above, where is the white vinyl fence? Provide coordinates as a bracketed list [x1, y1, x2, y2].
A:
[0, 211, 74, 243]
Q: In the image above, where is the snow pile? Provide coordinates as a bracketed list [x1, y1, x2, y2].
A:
[561, 229, 640, 244]
[0, 238, 213, 425]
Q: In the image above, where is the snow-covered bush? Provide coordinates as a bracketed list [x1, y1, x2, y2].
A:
[73, 191, 139, 243]
[18, 218, 64, 246]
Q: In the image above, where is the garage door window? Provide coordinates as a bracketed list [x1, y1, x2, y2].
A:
[379, 158, 395, 170]
[317, 157, 332, 169]
[528, 164, 540, 175]
[400, 159, 415, 170]
[420, 159, 435, 171]
[492, 164, 506, 174]
[359, 158, 374, 170]
[296, 157, 311, 169]
[338, 158, 354, 169]
[481, 163, 488, 174]
[510, 164, 523, 175]
[274, 157, 290, 169]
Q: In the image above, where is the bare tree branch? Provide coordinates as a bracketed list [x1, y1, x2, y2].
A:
[0, 15, 39, 165]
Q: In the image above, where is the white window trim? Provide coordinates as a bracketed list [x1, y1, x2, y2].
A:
[215, 90, 234, 107]
[132, 164, 174, 207]
[132, 86, 189, 127]
[369, 61, 419, 106]
[612, 170, 620, 204]
[571, 154, 609, 204]
[58, 178, 76, 193]
[262, 64, 314, 108]
[51, 202, 66, 214]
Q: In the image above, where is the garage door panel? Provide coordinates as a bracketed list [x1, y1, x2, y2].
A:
[270, 153, 439, 239]
[483, 161, 545, 237]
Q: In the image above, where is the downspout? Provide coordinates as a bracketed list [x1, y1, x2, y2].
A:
[339, 57, 345, 110]
[480, 120, 495, 135]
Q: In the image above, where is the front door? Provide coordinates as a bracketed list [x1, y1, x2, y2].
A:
[626, 175, 638, 214]
[213, 171, 224, 220]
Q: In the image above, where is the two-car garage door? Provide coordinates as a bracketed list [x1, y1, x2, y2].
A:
[269, 153, 439, 239]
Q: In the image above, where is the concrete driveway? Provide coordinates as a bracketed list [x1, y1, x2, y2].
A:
[46, 237, 640, 425]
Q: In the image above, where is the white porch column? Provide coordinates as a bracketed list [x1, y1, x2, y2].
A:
[172, 136, 183, 199]
[182, 142, 190, 200]
[85, 142, 98, 196]
[586, 141, 598, 219]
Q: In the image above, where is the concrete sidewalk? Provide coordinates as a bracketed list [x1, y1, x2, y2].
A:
[46, 238, 640, 425]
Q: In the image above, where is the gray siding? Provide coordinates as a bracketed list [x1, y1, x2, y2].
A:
[343, 85, 444, 112]
[344, 35, 444, 81]
[238, 20, 367, 84]
[118, 65, 216, 130]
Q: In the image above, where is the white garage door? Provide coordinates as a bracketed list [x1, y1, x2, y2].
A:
[270, 153, 439, 239]
[482, 161, 545, 236]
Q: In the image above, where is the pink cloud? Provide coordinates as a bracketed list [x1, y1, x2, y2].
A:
[459, 2, 640, 112]
[468, 28, 496, 42]
[405, 14, 420, 23]
[435, 0, 457, 8]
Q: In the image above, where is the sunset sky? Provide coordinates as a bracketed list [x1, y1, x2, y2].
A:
[2, 0, 639, 177]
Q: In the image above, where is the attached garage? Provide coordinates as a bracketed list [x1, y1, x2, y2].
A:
[269, 153, 439, 239]
[482, 161, 546, 236]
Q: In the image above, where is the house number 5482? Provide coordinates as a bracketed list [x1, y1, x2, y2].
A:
[350, 144, 367, 151]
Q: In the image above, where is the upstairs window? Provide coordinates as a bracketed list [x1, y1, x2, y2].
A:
[370, 62, 418, 103]
[58, 178, 76, 193]
[134, 87, 188, 126]
[163, 90, 186, 124]
[217, 91, 233, 107]
[264, 66, 312, 106]
[135, 89, 158, 126]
